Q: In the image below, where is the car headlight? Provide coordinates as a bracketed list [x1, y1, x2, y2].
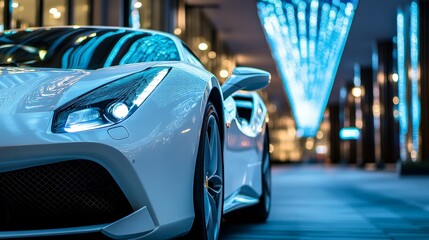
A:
[52, 67, 170, 133]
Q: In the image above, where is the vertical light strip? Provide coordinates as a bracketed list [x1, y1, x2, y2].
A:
[410, 1, 420, 161]
[354, 64, 362, 129]
[397, 8, 408, 162]
[372, 47, 381, 163]
[308, 0, 319, 85]
[257, 0, 358, 137]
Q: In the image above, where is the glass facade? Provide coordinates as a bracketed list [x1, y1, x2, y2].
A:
[74, 0, 90, 25]
[179, 3, 235, 81]
[130, 0, 160, 30]
[12, 0, 37, 28]
[43, 0, 67, 26]
[1, 0, 91, 28]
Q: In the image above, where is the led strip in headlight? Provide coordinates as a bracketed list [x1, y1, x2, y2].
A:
[52, 67, 170, 133]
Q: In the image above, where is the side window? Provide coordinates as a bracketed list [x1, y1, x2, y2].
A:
[181, 43, 205, 69]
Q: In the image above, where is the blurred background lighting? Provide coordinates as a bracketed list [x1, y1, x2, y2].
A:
[220, 69, 229, 78]
[269, 144, 275, 153]
[393, 96, 399, 105]
[305, 138, 314, 150]
[174, 28, 182, 35]
[351, 86, 362, 98]
[315, 145, 328, 154]
[356, 119, 363, 129]
[316, 130, 324, 139]
[133, 1, 142, 9]
[392, 73, 399, 82]
[373, 104, 381, 117]
[49, 8, 58, 14]
[49, 7, 62, 19]
[53, 12, 61, 19]
[208, 51, 217, 59]
[340, 127, 360, 140]
[198, 42, 208, 51]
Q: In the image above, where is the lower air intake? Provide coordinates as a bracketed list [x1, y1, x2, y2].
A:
[0, 160, 133, 230]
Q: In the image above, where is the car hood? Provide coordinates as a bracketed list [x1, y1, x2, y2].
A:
[0, 63, 156, 114]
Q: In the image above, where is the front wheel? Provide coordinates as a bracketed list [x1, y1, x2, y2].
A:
[187, 102, 224, 240]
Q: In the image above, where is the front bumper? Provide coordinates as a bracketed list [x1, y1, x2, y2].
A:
[0, 140, 166, 239]
[0, 124, 196, 239]
[0, 68, 209, 239]
[0, 139, 194, 239]
[0, 114, 199, 239]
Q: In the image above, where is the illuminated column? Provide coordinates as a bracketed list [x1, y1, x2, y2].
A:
[352, 64, 363, 166]
[419, 0, 429, 162]
[339, 86, 347, 164]
[397, 1, 422, 165]
[397, 8, 408, 162]
[373, 40, 399, 167]
[409, 2, 420, 161]
[397, 1, 429, 174]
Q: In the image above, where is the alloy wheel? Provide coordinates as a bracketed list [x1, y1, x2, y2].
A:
[203, 115, 223, 240]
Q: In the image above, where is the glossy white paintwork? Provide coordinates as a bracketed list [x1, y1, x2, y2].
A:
[0, 27, 269, 239]
[0, 63, 157, 114]
[222, 67, 270, 99]
[223, 92, 268, 213]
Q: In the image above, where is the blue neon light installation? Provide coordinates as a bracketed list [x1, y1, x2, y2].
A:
[257, 0, 358, 137]
[397, 9, 408, 161]
[339, 127, 360, 140]
[410, 2, 420, 161]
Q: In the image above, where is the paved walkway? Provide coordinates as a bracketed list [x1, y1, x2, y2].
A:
[221, 165, 429, 240]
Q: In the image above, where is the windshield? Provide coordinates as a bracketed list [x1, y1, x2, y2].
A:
[0, 28, 180, 70]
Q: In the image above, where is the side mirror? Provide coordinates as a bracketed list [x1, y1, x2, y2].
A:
[221, 67, 270, 99]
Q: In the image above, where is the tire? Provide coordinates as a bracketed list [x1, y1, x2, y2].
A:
[225, 124, 271, 223]
[187, 102, 224, 240]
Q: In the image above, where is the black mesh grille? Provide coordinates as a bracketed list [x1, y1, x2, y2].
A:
[0, 160, 133, 230]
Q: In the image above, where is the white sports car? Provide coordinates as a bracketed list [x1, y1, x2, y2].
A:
[0, 27, 271, 239]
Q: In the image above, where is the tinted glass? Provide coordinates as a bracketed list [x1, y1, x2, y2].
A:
[0, 28, 180, 70]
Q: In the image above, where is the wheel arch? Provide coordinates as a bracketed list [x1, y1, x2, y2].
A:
[187, 85, 225, 239]
[208, 86, 225, 147]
